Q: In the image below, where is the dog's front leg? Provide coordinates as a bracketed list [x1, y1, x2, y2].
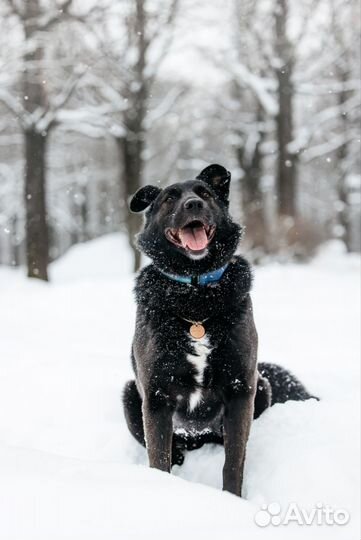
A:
[222, 392, 255, 496]
[142, 393, 173, 473]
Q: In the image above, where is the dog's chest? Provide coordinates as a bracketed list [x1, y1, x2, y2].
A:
[186, 335, 213, 411]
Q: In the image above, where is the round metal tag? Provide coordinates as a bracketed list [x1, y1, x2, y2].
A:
[189, 323, 206, 339]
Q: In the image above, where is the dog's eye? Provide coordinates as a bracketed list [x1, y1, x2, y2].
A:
[198, 189, 212, 200]
[165, 195, 175, 203]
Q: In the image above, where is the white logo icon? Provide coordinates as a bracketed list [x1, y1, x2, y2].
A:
[254, 502, 281, 527]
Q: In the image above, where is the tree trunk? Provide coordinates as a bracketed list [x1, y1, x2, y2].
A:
[11, 214, 21, 267]
[115, 0, 148, 273]
[23, 0, 50, 280]
[24, 129, 49, 280]
[237, 109, 268, 253]
[337, 180, 351, 252]
[274, 0, 297, 218]
[117, 135, 143, 273]
[336, 67, 352, 251]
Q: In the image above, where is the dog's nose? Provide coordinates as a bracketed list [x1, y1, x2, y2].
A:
[184, 197, 204, 211]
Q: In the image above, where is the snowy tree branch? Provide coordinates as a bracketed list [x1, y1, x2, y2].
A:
[0, 89, 27, 127]
[297, 80, 361, 95]
[233, 63, 278, 116]
[289, 94, 360, 154]
[4, 0, 24, 19]
[302, 131, 358, 162]
[144, 87, 185, 127]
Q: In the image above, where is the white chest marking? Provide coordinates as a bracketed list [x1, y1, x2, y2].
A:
[187, 336, 212, 411]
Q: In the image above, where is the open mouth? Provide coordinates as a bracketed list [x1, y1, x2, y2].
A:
[165, 220, 216, 253]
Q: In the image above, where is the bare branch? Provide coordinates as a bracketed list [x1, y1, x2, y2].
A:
[52, 68, 87, 110]
[82, 72, 128, 111]
[302, 131, 358, 162]
[144, 86, 185, 128]
[146, 0, 180, 85]
[55, 104, 124, 126]
[0, 89, 27, 127]
[31, 0, 74, 31]
[289, 93, 360, 154]
[294, 0, 322, 45]
[4, 0, 24, 19]
[232, 63, 278, 116]
[149, 0, 179, 40]
[297, 80, 361, 95]
[24, 0, 106, 33]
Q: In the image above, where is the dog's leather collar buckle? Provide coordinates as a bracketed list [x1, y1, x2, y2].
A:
[159, 264, 228, 286]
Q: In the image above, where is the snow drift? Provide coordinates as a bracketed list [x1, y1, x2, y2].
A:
[0, 236, 359, 539]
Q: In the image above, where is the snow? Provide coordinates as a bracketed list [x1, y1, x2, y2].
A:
[0, 235, 359, 540]
[50, 233, 133, 283]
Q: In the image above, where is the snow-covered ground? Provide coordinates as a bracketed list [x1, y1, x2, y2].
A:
[0, 235, 359, 540]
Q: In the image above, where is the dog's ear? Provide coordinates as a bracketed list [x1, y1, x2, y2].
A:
[196, 164, 231, 204]
[129, 185, 162, 213]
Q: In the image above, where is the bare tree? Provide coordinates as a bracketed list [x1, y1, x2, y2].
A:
[220, 0, 278, 256]
[0, 0, 90, 280]
[290, 0, 361, 251]
[330, 0, 361, 251]
[228, 0, 360, 257]
[232, 0, 298, 221]
[273, 0, 297, 218]
[88, 0, 180, 271]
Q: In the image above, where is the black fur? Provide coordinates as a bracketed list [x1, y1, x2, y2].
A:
[123, 163, 317, 497]
[257, 362, 318, 408]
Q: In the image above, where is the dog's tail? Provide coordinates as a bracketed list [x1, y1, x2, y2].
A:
[259, 361, 319, 404]
[254, 362, 319, 419]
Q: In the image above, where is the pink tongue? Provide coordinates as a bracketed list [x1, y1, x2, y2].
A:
[179, 226, 208, 251]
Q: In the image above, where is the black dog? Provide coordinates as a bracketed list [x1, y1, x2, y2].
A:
[123, 164, 316, 497]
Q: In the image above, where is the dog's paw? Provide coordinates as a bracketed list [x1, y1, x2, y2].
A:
[172, 448, 185, 467]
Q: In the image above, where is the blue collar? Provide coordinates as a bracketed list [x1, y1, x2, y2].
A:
[159, 264, 228, 286]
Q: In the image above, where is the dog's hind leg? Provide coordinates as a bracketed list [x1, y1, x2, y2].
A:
[254, 374, 272, 419]
[123, 380, 146, 447]
[122, 380, 186, 466]
[258, 362, 319, 406]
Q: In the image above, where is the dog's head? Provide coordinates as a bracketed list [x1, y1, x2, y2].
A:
[129, 164, 242, 274]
